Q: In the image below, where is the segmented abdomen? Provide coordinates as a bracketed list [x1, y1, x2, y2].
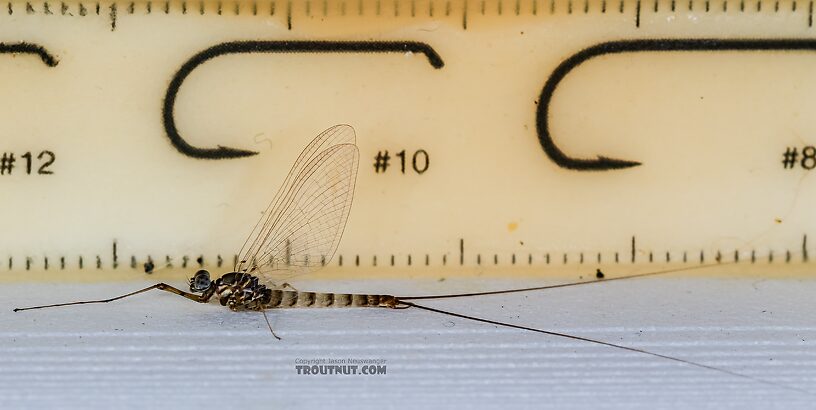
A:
[264, 290, 397, 309]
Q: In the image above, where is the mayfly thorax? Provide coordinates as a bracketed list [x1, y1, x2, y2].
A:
[12, 124, 813, 397]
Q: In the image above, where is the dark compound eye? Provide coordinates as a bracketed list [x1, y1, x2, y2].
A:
[190, 270, 211, 292]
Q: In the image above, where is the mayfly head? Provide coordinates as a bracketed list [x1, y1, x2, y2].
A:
[189, 270, 212, 293]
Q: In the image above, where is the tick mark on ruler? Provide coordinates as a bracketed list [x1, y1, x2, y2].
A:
[459, 238, 464, 265]
[287, 1, 292, 29]
[109, 2, 116, 30]
[144, 258, 154, 274]
[112, 240, 118, 269]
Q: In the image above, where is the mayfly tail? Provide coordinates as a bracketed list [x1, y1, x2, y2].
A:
[398, 262, 731, 301]
[397, 300, 814, 397]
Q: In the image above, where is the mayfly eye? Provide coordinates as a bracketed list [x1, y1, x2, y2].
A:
[189, 270, 211, 292]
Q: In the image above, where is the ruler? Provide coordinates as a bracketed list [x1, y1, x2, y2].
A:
[2, 0, 815, 280]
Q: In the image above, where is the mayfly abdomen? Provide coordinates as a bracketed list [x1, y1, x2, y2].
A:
[265, 290, 397, 309]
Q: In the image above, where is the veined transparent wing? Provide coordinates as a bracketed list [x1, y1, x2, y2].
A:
[234, 124, 359, 284]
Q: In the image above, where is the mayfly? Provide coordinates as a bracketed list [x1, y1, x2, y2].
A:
[13, 124, 811, 396]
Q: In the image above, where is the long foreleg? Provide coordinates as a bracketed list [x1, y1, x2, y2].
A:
[13, 283, 207, 312]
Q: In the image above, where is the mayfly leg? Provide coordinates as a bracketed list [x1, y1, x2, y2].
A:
[12, 283, 207, 312]
[261, 310, 282, 340]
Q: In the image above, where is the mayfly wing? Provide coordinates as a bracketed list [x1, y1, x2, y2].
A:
[235, 124, 359, 285]
[252, 143, 360, 282]
[235, 123, 356, 272]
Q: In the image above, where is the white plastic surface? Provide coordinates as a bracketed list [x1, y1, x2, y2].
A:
[2, 276, 814, 409]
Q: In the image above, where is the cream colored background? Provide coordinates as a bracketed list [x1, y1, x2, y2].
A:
[1, 0, 815, 278]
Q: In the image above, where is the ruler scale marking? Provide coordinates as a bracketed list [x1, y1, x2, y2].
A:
[0, 0, 813, 278]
